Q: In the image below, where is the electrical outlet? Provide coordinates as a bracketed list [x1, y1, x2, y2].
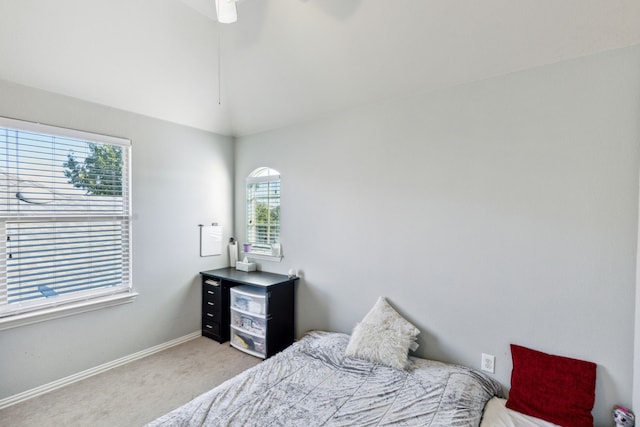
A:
[481, 353, 495, 373]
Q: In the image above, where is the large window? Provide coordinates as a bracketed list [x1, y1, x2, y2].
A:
[246, 167, 280, 255]
[0, 117, 132, 322]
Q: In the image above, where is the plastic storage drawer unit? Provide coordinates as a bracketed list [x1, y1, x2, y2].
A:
[230, 285, 267, 358]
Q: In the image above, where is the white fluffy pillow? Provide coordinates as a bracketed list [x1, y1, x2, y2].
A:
[345, 296, 420, 370]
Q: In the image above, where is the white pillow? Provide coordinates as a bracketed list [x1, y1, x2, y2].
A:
[345, 296, 420, 370]
[480, 398, 561, 427]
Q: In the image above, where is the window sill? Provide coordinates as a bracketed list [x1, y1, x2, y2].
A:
[0, 291, 138, 331]
[243, 251, 283, 262]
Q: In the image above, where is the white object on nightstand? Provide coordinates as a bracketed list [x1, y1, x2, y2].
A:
[236, 260, 256, 272]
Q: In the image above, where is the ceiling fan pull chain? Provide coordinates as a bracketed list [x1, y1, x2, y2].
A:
[218, 23, 221, 105]
[215, 0, 221, 105]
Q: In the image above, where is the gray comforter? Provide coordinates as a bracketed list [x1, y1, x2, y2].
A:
[147, 331, 502, 426]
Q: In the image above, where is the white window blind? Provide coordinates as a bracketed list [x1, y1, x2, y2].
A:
[0, 117, 132, 318]
[246, 167, 280, 253]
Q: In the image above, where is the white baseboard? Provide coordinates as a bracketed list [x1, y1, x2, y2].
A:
[0, 331, 202, 410]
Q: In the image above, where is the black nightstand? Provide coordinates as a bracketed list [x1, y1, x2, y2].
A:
[200, 268, 298, 358]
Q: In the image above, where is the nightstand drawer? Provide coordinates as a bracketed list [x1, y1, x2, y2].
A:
[203, 309, 219, 322]
[202, 320, 220, 337]
[203, 282, 221, 300]
[202, 297, 220, 315]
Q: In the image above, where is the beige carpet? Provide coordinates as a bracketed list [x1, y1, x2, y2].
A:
[0, 337, 261, 427]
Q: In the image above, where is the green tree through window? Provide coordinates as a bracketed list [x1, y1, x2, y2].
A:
[247, 167, 280, 252]
[63, 144, 122, 196]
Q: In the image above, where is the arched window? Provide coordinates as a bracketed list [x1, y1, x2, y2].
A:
[246, 167, 280, 255]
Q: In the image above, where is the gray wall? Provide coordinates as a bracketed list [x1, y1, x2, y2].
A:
[0, 79, 234, 398]
[1, 45, 638, 426]
[234, 45, 640, 425]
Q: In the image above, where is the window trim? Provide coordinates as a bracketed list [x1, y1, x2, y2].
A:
[0, 291, 138, 331]
[0, 116, 134, 326]
[0, 116, 129, 148]
[245, 167, 282, 260]
[243, 252, 283, 262]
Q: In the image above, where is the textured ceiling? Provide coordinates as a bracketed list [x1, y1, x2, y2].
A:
[1, 0, 639, 137]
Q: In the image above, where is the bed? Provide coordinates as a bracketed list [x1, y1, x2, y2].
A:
[147, 330, 503, 426]
[147, 296, 597, 427]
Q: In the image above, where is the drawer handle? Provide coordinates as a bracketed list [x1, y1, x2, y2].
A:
[207, 291, 214, 295]
[205, 324, 213, 329]
[208, 302, 215, 306]
[206, 313, 214, 317]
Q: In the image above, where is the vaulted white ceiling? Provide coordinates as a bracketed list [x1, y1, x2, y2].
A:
[1, 0, 639, 137]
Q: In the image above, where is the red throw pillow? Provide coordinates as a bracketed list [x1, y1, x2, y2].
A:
[506, 344, 596, 427]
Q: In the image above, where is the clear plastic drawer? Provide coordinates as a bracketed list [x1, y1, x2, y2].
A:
[231, 309, 266, 337]
[231, 327, 265, 358]
[230, 285, 266, 315]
